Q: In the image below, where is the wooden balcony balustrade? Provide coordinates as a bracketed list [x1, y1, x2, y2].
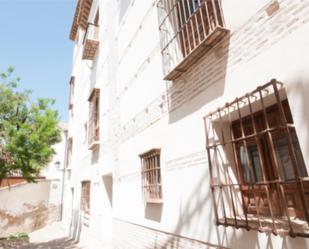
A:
[158, 0, 229, 80]
[82, 23, 100, 60]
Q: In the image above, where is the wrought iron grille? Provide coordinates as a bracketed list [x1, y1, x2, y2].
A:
[203, 80, 309, 237]
[157, 0, 227, 80]
[140, 149, 162, 203]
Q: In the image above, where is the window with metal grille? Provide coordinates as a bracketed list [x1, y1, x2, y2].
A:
[157, 0, 228, 80]
[69, 76, 75, 110]
[139, 149, 162, 203]
[81, 181, 91, 213]
[204, 80, 309, 237]
[88, 88, 100, 149]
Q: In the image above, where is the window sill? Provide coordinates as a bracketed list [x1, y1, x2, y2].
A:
[88, 141, 100, 150]
[218, 215, 309, 237]
[146, 199, 163, 204]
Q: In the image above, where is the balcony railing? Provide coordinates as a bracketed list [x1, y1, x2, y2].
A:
[82, 23, 99, 60]
[158, 0, 229, 80]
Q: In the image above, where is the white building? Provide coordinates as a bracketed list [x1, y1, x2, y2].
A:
[63, 0, 309, 248]
[43, 122, 68, 180]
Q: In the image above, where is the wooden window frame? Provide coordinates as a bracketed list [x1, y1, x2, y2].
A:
[204, 80, 309, 238]
[88, 88, 100, 150]
[139, 149, 163, 203]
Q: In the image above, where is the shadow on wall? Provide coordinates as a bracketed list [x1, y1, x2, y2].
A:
[155, 162, 309, 248]
[91, 147, 100, 165]
[119, 0, 131, 23]
[145, 203, 163, 222]
[287, 78, 309, 167]
[102, 174, 113, 208]
[69, 209, 82, 244]
[167, 34, 230, 124]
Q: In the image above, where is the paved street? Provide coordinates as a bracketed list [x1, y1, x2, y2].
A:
[19, 223, 83, 249]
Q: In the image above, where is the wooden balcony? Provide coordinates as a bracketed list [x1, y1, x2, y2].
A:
[158, 0, 229, 80]
[83, 23, 99, 60]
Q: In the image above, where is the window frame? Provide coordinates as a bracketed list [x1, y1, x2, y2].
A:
[139, 148, 163, 203]
[81, 180, 91, 214]
[204, 80, 309, 237]
[88, 88, 100, 150]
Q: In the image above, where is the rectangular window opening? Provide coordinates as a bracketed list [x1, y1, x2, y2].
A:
[88, 88, 100, 149]
[139, 149, 163, 203]
[81, 180, 91, 213]
[204, 80, 309, 237]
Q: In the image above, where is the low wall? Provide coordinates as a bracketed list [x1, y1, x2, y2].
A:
[0, 180, 61, 237]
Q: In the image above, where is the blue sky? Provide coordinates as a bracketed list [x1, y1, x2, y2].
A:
[0, 0, 76, 122]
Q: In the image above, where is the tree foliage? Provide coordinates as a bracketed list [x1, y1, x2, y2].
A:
[0, 67, 61, 184]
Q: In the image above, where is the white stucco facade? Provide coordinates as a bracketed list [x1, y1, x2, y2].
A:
[64, 0, 309, 248]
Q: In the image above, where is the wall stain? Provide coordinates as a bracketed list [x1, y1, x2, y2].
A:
[0, 202, 50, 237]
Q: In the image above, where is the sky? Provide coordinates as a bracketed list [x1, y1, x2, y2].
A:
[0, 0, 76, 122]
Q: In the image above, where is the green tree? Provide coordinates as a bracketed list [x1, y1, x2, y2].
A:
[0, 67, 61, 185]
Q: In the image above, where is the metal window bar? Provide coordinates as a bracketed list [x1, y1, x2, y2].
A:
[203, 80, 309, 237]
[158, 0, 225, 59]
[140, 149, 162, 202]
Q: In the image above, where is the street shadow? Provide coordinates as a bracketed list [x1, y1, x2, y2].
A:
[18, 238, 82, 249]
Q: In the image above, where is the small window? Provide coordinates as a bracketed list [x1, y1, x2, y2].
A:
[204, 80, 309, 237]
[94, 9, 99, 26]
[88, 88, 100, 149]
[81, 181, 91, 213]
[69, 76, 75, 110]
[139, 149, 162, 203]
[66, 137, 73, 168]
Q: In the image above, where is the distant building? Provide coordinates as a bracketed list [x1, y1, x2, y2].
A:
[64, 0, 309, 248]
[42, 122, 68, 180]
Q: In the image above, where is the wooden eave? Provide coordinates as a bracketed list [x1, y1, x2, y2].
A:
[69, 0, 93, 41]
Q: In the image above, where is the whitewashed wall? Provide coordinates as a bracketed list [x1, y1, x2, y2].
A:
[64, 0, 309, 248]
